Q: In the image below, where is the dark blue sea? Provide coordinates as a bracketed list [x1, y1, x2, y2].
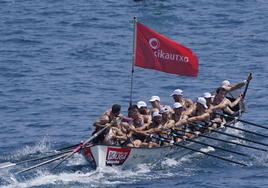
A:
[0, 0, 268, 187]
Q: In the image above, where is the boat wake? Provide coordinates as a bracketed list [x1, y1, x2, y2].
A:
[0, 148, 200, 188]
[0, 124, 265, 187]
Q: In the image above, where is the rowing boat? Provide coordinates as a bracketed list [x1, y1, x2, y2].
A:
[81, 118, 238, 169]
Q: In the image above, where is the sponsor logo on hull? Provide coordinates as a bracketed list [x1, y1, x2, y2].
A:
[106, 147, 131, 166]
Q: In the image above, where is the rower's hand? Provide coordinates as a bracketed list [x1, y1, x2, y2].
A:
[111, 117, 121, 126]
[239, 93, 244, 99]
[247, 73, 253, 82]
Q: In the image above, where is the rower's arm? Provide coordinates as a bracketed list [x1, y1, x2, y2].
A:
[135, 123, 149, 131]
[174, 119, 188, 128]
[223, 106, 235, 115]
[187, 113, 210, 122]
[93, 115, 110, 128]
[227, 81, 246, 92]
[228, 95, 242, 108]
[165, 120, 175, 129]
[211, 100, 228, 110]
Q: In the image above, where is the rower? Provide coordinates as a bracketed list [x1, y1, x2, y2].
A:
[170, 89, 193, 109]
[172, 102, 188, 129]
[92, 104, 122, 143]
[186, 97, 210, 133]
[160, 107, 175, 129]
[137, 101, 152, 124]
[203, 92, 213, 109]
[221, 74, 252, 93]
[149, 96, 162, 114]
[138, 111, 164, 148]
[210, 87, 243, 125]
[102, 118, 127, 146]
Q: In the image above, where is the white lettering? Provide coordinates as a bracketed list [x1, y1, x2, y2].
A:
[149, 38, 189, 63]
[154, 49, 189, 63]
[108, 151, 128, 161]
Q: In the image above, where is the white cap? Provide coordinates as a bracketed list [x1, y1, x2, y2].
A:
[172, 102, 183, 109]
[197, 97, 208, 109]
[152, 111, 162, 118]
[222, 80, 231, 87]
[160, 107, 169, 114]
[170, 89, 183, 96]
[149, 96, 160, 102]
[137, 101, 147, 109]
[203, 92, 212, 99]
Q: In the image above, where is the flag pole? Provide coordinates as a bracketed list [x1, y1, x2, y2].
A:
[129, 16, 137, 106]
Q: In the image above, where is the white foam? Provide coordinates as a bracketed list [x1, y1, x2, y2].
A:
[2, 136, 51, 161]
[161, 158, 181, 167]
[0, 160, 181, 188]
[200, 146, 215, 153]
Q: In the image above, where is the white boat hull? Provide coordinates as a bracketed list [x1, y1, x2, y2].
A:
[81, 129, 225, 169]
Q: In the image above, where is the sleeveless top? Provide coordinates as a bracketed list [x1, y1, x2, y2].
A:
[212, 96, 225, 118]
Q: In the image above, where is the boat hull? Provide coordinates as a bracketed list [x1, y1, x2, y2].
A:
[81, 129, 225, 169]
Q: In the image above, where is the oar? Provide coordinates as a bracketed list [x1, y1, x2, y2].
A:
[211, 129, 268, 147]
[170, 132, 249, 157]
[220, 113, 268, 130]
[236, 119, 268, 130]
[152, 135, 247, 167]
[16, 152, 70, 174]
[242, 73, 252, 100]
[0, 149, 72, 170]
[177, 129, 267, 152]
[56, 143, 80, 152]
[51, 123, 111, 171]
[224, 124, 268, 138]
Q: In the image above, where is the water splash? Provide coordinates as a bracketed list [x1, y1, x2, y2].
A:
[0, 136, 52, 162]
[0, 153, 198, 188]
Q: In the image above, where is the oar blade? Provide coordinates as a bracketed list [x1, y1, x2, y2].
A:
[174, 142, 248, 167]
[0, 162, 16, 169]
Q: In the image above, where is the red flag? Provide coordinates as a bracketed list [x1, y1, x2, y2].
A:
[135, 22, 199, 77]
